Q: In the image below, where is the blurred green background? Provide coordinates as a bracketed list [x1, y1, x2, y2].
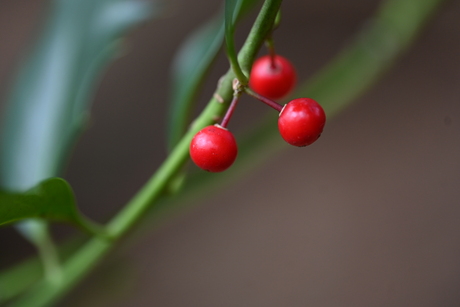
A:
[1, 0, 460, 306]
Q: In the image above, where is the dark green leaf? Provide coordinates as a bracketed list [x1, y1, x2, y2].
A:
[0, 178, 105, 236]
[0, 1, 153, 298]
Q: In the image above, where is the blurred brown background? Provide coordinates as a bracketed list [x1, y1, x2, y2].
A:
[1, 0, 460, 306]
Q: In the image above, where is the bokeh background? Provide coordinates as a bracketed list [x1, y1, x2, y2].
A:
[1, 0, 460, 306]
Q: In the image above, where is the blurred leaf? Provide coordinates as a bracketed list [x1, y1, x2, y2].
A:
[0, 0, 156, 262]
[0, 178, 105, 236]
[0, 0, 157, 191]
[0, 0, 154, 299]
[168, 15, 224, 150]
[168, 0, 261, 149]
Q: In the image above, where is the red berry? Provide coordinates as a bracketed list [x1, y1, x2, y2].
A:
[278, 98, 326, 147]
[249, 55, 297, 100]
[190, 125, 238, 172]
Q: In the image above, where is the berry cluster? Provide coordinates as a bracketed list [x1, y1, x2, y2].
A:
[190, 54, 326, 172]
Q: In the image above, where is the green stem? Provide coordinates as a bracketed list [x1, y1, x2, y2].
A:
[7, 0, 448, 304]
[36, 230, 62, 285]
[226, 29, 249, 85]
[16, 220, 62, 285]
[108, 0, 281, 238]
[224, 0, 249, 85]
[9, 1, 282, 306]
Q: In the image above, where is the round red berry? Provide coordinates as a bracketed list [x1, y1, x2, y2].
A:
[249, 55, 297, 100]
[189, 125, 238, 172]
[278, 98, 326, 147]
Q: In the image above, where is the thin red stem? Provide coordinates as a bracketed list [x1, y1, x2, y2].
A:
[265, 37, 277, 69]
[220, 94, 240, 128]
[244, 88, 283, 112]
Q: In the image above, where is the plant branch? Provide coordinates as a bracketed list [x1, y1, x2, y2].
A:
[6, 0, 449, 305]
[15, 220, 62, 285]
[9, 1, 282, 306]
[244, 87, 283, 112]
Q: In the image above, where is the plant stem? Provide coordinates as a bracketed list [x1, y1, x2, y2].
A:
[265, 8, 280, 68]
[107, 0, 281, 239]
[15, 220, 62, 285]
[220, 89, 241, 128]
[36, 229, 62, 285]
[226, 34, 249, 85]
[9, 1, 282, 306]
[224, 0, 249, 85]
[245, 87, 283, 112]
[265, 36, 277, 69]
[7, 0, 450, 305]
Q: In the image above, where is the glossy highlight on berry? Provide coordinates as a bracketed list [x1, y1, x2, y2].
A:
[189, 125, 238, 172]
[278, 98, 326, 147]
[249, 55, 297, 100]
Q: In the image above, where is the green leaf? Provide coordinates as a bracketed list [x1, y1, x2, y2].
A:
[168, 0, 261, 149]
[0, 178, 105, 236]
[0, 0, 157, 191]
[0, 0, 153, 276]
[0, 0, 155, 298]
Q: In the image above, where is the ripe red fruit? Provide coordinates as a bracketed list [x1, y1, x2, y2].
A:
[190, 125, 238, 172]
[278, 98, 326, 147]
[249, 55, 297, 100]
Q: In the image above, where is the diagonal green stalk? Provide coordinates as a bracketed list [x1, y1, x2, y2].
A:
[107, 0, 451, 264]
[8, 1, 282, 306]
[5, 0, 449, 304]
[108, 0, 281, 239]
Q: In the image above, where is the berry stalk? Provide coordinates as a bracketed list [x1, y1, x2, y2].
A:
[265, 9, 281, 69]
[220, 93, 240, 128]
[244, 87, 283, 112]
[265, 37, 277, 69]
